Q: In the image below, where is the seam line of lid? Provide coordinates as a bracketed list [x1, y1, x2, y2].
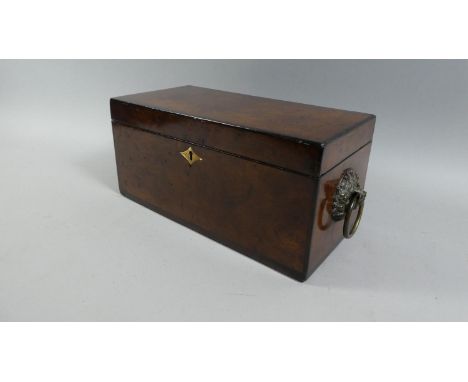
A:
[112, 120, 318, 178]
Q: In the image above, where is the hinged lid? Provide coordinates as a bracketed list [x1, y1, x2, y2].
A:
[110, 85, 375, 177]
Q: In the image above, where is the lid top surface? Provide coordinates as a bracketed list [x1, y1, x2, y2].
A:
[113, 86, 374, 145]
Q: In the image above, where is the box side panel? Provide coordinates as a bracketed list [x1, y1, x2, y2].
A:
[113, 122, 316, 280]
[307, 143, 373, 278]
[111, 99, 322, 177]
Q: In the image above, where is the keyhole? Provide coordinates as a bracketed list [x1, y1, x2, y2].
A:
[189, 151, 193, 161]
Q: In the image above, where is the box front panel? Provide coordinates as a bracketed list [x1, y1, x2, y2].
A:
[113, 123, 316, 279]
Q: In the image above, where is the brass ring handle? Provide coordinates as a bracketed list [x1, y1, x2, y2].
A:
[343, 192, 365, 238]
[331, 168, 367, 239]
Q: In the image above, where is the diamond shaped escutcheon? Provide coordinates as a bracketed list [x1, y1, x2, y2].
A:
[180, 147, 203, 165]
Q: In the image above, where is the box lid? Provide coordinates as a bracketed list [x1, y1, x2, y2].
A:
[110, 85, 375, 177]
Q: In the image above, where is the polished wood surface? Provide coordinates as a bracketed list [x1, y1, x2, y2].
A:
[113, 123, 315, 280]
[308, 143, 372, 278]
[111, 86, 375, 281]
[111, 101, 322, 176]
[111, 86, 375, 177]
[113, 85, 373, 145]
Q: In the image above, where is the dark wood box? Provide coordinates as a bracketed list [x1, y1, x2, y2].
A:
[110, 86, 376, 281]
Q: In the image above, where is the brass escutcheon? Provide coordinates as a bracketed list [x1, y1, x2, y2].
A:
[331, 168, 366, 239]
[180, 147, 202, 165]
